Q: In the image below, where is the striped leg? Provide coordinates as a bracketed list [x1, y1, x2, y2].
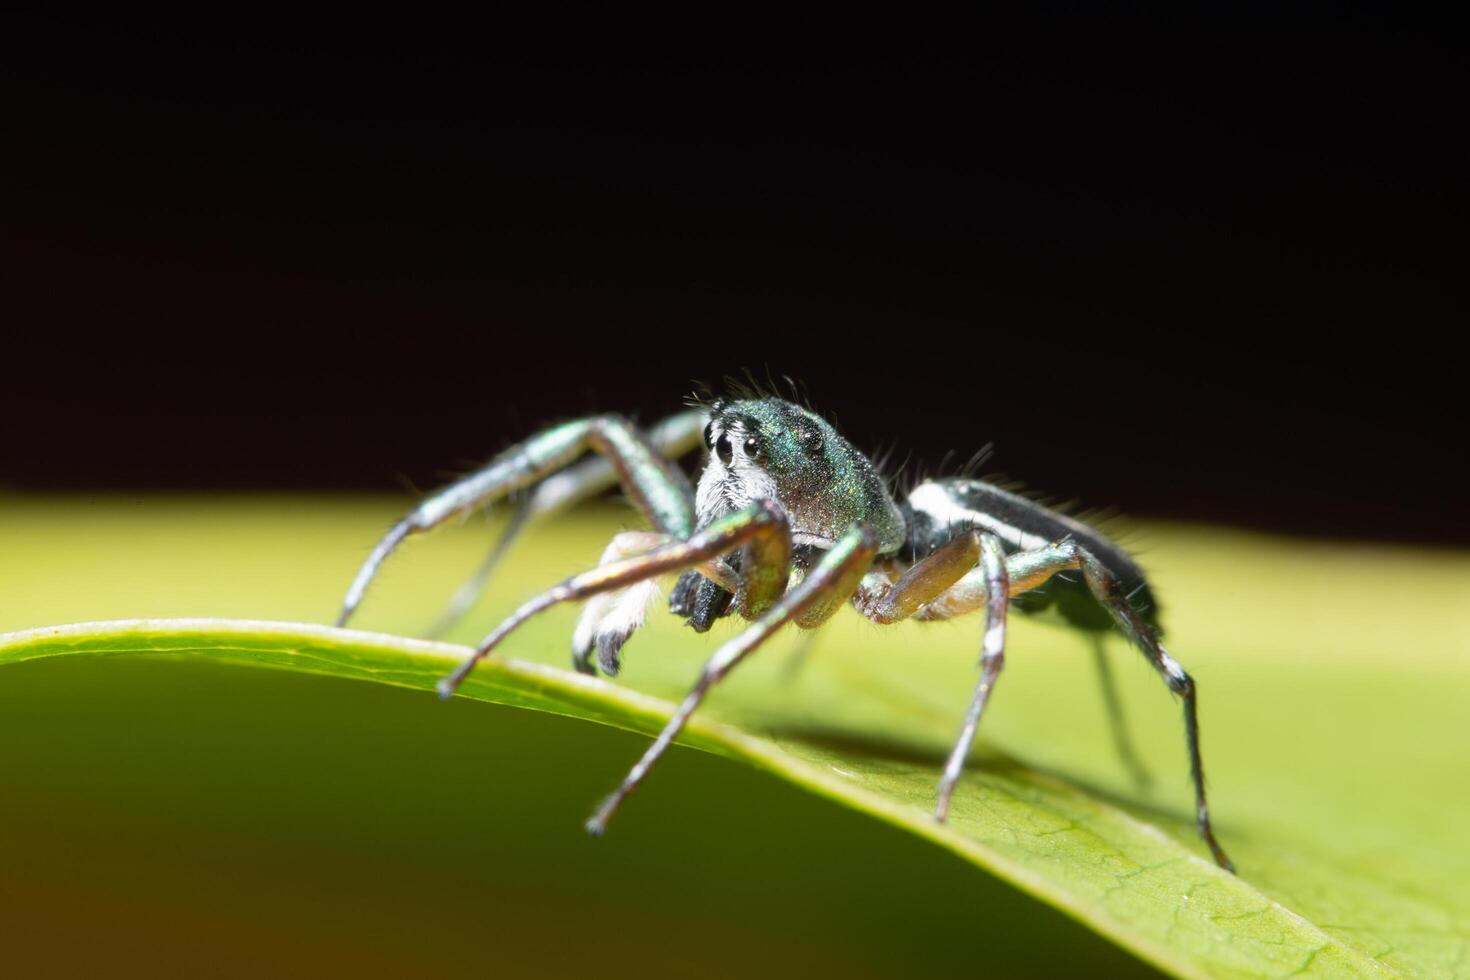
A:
[919, 538, 1234, 871]
[437, 501, 792, 697]
[586, 525, 879, 835]
[934, 535, 1009, 820]
[336, 413, 698, 627]
[1072, 543, 1235, 872]
[850, 529, 1011, 819]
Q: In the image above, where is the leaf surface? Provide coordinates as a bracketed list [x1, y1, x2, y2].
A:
[2, 498, 1467, 977]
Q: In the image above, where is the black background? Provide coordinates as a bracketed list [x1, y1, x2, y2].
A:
[5, 9, 1463, 543]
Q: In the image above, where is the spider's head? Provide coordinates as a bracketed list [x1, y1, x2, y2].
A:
[695, 397, 904, 553]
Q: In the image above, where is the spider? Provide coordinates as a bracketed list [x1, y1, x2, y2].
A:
[335, 392, 1234, 872]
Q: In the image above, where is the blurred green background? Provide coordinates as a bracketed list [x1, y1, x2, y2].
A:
[3, 495, 1468, 977]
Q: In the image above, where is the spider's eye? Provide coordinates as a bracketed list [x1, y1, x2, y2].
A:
[797, 426, 823, 454]
[715, 432, 733, 465]
[703, 421, 716, 450]
[742, 435, 761, 458]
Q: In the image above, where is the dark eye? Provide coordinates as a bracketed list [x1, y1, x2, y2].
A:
[715, 432, 733, 465]
[703, 421, 716, 449]
[798, 426, 823, 453]
[743, 435, 761, 457]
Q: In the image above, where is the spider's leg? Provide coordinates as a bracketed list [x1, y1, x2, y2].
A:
[936, 534, 1009, 820]
[778, 629, 821, 680]
[336, 413, 700, 628]
[854, 530, 994, 624]
[902, 477, 1166, 791]
[1091, 634, 1153, 791]
[437, 501, 790, 698]
[586, 524, 879, 835]
[424, 498, 533, 639]
[521, 410, 707, 521]
[907, 548, 1153, 790]
[1071, 543, 1234, 871]
[922, 539, 1234, 871]
[851, 530, 1011, 820]
[425, 410, 707, 639]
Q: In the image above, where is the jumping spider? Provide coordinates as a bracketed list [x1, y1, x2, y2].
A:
[336, 393, 1233, 871]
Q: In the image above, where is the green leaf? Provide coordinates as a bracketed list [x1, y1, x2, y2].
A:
[2, 497, 1466, 978]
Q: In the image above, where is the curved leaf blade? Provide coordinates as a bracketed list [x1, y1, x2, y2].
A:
[0, 619, 1389, 979]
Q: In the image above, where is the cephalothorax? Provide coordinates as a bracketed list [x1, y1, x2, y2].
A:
[336, 394, 1234, 871]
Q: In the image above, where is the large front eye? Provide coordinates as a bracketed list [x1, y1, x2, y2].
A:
[715, 432, 733, 465]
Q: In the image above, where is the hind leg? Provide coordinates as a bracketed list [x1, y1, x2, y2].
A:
[939, 539, 1234, 871]
[868, 533, 1232, 870]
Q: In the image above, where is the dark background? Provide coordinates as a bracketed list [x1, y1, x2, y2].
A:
[5, 9, 1462, 543]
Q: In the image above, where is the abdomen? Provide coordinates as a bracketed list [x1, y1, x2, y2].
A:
[901, 478, 1162, 632]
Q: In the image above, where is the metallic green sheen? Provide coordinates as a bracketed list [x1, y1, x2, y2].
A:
[715, 399, 905, 554]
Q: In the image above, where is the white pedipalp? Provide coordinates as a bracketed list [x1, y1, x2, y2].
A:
[593, 578, 661, 662]
[571, 530, 670, 675]
[571, 589, 616, 657]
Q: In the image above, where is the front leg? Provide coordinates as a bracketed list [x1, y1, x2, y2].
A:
[437, 500, 793, 697]
[586, 524, 879, 834]
[426, 410, 707, 639]
[336, 413, 697, 627]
